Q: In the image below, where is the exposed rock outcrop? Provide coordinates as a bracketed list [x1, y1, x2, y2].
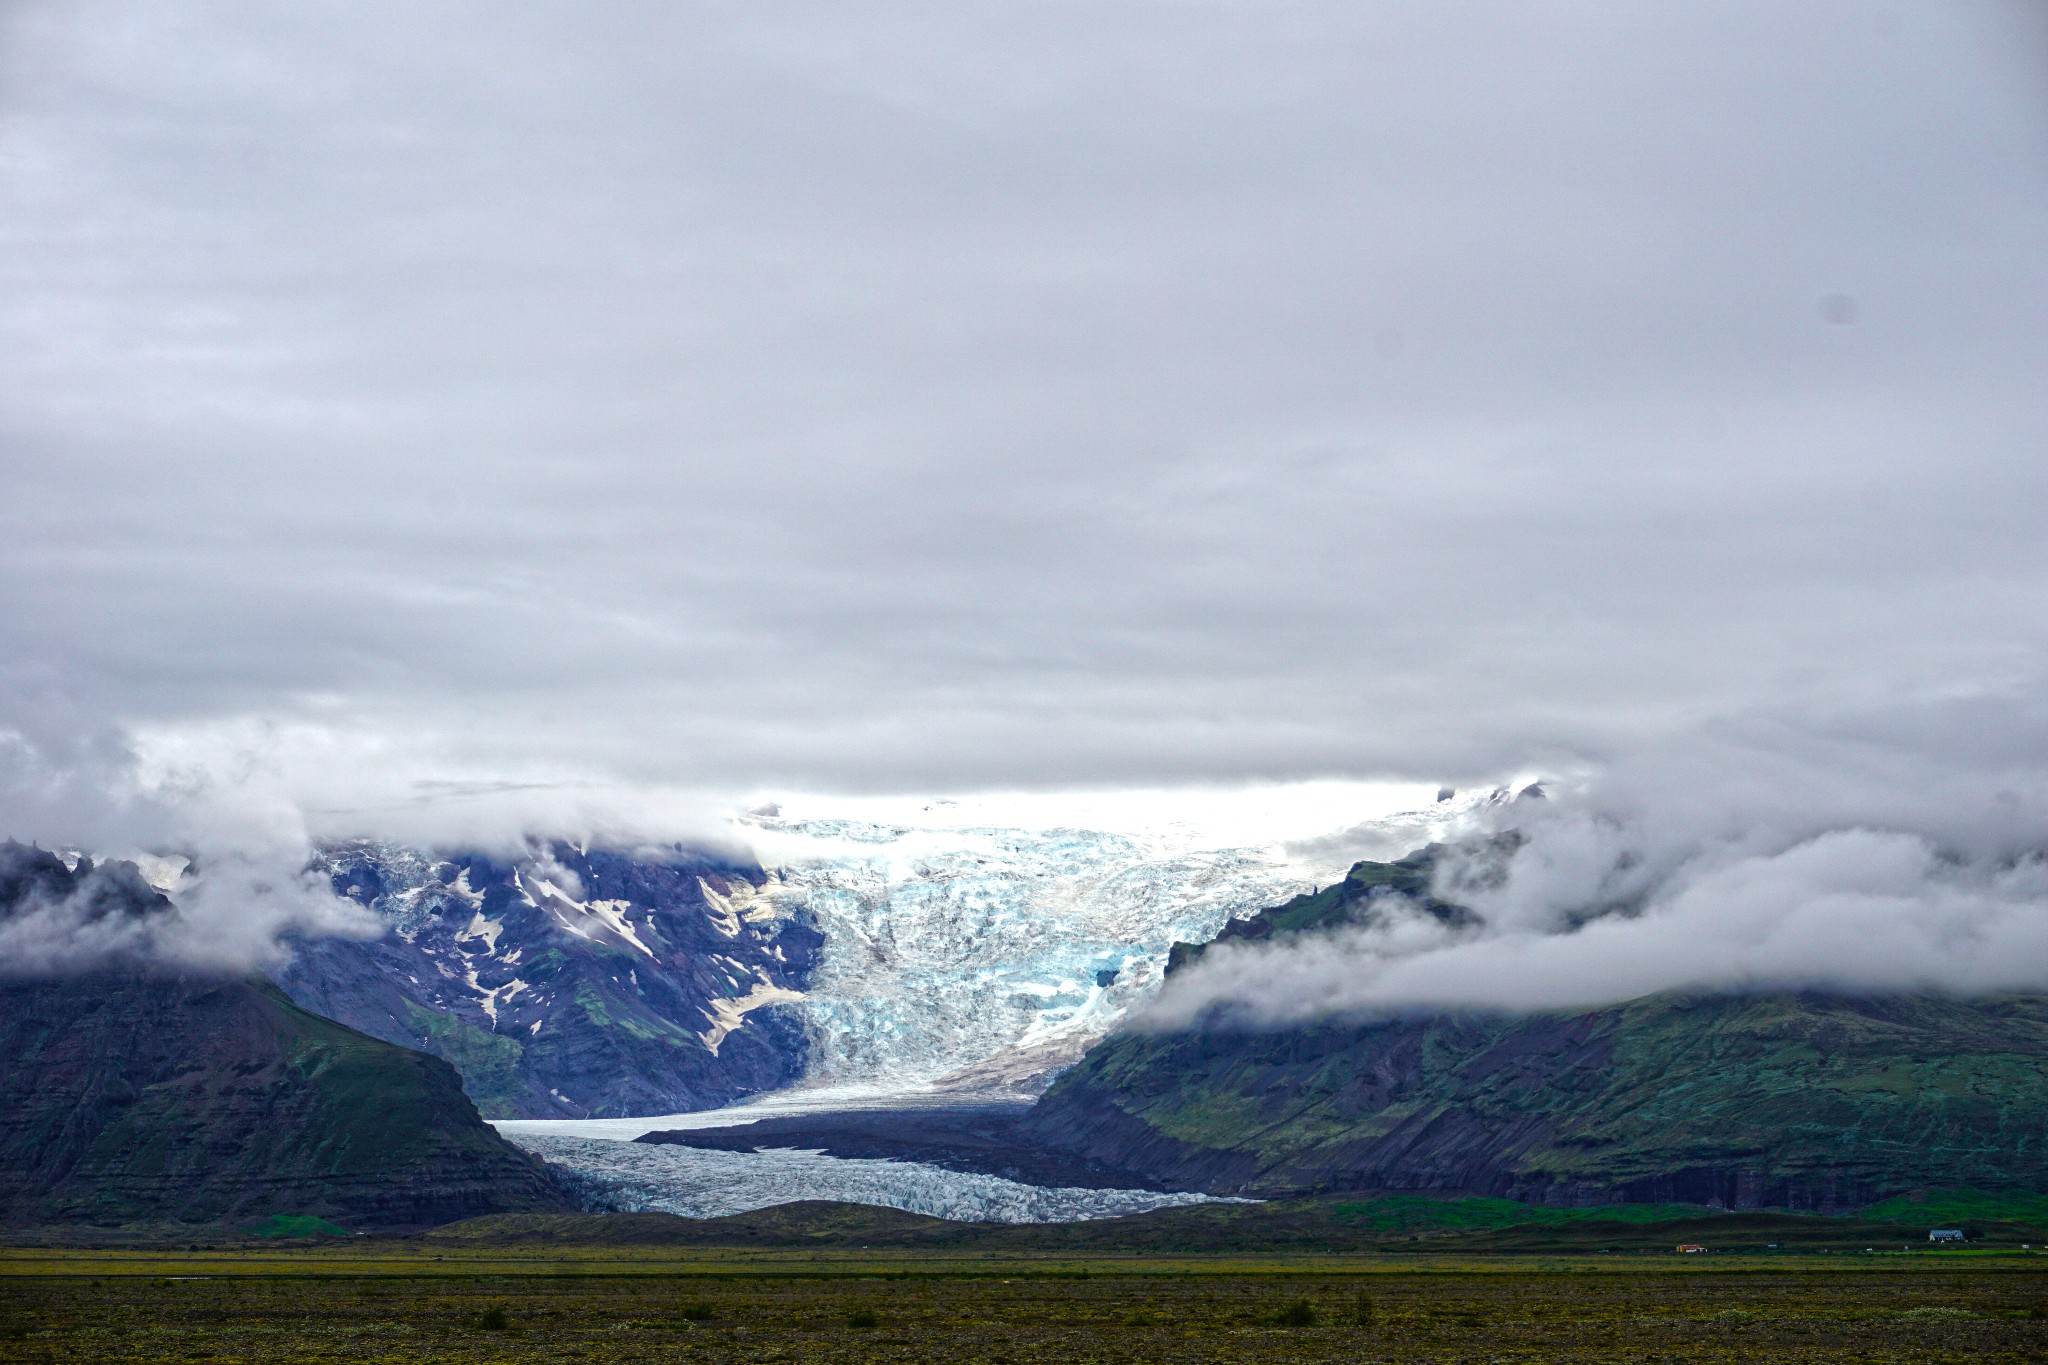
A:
[274, 841, 822, 1118]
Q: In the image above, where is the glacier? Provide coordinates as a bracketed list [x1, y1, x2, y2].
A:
[493, 1086, 1249, 1222]
[732, 785, 1486, 1097]
[280, 785, 1480, 1117]
[741, 815, 1316, 1095]
[489, 789, 1484, 1222]
[515, 1134, 1237, 1222]
[303, 784, 1489, 1219]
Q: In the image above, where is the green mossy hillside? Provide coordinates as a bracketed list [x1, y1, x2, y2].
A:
[239, 1214, 352, 1238]
[0, 840, 568, 1230]
[1036, 988, 2048, 1206]
[1032, 855, 2048, 1209]
[0, 973, 570, 1230]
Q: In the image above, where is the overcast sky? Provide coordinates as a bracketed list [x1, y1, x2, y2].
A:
[3, 2, 2046, 849]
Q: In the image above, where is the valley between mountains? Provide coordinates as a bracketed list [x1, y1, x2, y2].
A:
[4, 796, 2047, 1237]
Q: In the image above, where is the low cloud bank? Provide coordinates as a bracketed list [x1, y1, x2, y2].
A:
[0, 713, 384, 975]
[1148, 692, 2048, 1026]
[0, 841, 377, 977]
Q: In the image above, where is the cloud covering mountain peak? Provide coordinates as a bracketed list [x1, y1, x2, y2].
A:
[1149, 691, 2048, 1024]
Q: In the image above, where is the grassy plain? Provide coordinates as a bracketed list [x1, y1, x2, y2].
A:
[2, 1243, 2046, 1365]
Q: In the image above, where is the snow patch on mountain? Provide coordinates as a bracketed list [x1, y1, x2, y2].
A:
[702, 981, 807, 1054]
[275, 840, 819, 1117]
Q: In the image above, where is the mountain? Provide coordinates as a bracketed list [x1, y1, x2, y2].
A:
[0, 842, 567, 1230]
[1162, 845, 1473, 975]
[1019, 854, 2048, 1210]
[273, 840, 823, 1118]
[275, 818, 1340, 1117]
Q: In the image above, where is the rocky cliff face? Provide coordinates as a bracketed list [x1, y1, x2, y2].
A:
[1025, 857, 2048, 1209]
[273, 841, 822, 1118]
[0, 843, 568, 1230]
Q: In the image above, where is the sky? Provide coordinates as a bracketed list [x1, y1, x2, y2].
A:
[3, 2, 2047, 877]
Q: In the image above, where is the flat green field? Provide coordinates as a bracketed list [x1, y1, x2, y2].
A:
[2, 1250, 2045, 1364]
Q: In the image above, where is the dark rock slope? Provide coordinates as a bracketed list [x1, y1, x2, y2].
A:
[1022, 855, 2048, 1209]
[638, 1103, 1166, 1191]
[0, 844, 567, 1230]
[274, 840, 823, 1118]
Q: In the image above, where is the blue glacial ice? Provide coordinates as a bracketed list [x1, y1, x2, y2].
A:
[741, 816, 1321, 1094]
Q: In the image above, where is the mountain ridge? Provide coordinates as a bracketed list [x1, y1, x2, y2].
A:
[274, 840, 821, 1117]
[1020, 853, 2048, 1208]
[0, 841, 569, 1230]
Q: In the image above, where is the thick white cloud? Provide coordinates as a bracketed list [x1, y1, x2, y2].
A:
[1, 3, 2045, 848]
[1150, 692, 2048, 1020]
[0, 848, 377, 976]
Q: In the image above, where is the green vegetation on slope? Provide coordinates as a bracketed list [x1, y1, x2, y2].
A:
[0, 974, 568, 1230]
[1862, 1189, 2048, 1228]
[1042, 986, 2048, 1203]
[402, 1002, 527, 1118]
[1032, 856, 2048, 1207]
[239, 1214, 352, 1239]
[1326, 1196, 1715, 1232]
[0, 840, 566, 1230]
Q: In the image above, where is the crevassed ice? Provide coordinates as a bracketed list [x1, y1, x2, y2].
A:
[748, 818, 1320, 1093]
[515, 1134, 1238, 1223]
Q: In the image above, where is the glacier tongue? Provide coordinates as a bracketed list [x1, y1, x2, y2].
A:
[485, 790, 1486, 1221]
[744, 817, 1317, 1094]
[515, 1134, 1237, 1223]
